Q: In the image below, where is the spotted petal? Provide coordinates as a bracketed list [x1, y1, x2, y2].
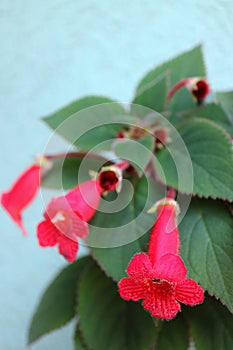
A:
[175, 278, 204, 305]
[118, 277, 148, 301]
[127, 253, 153, 279]
[143, 289, 181, 319]
[66, 180, 103, 221]
[153, 254, 187, 282]
[58, 234, 79, 262]
[46, 196, 89, 240]
[37, 220, 58, 247]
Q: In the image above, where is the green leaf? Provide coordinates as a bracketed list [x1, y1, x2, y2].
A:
[184, 295, 233, 350]
[28, 256, 91, 344]
[132, 71, 169, 112]
[155, 315, 189, 350]
[133, 45, 206, 111]
[179, 103, 233, 136]
[168, 87, 196, 124]
[78, 261, 157, 350]
[74, 325, 90, 350]
[42, 154, 108, 190]
[43, 96, 127, 151]
[44, 96, 119, 129]
[89, 177, 165, 281]
[179, 198, 233, 313]
[216, 91, 233, 121]
[156, 118, 233, 200]
[113, 135, 155, 176]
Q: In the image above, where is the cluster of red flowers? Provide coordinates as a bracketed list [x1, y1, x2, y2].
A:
[1, 78, 208, 319]
[0, 160, 128, 261]
[0, 160, 204, 320]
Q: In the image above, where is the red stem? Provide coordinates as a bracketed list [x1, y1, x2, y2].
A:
[44, 152, 109, 162]
[116, 161, 130, 171]
[165, 79, 188, 106]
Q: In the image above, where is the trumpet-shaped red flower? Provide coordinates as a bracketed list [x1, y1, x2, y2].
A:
[37, 162, 128, 262]
[118, 198, 204, 320]
[0, 164, 41, 235]
[166, 77, 210, 105]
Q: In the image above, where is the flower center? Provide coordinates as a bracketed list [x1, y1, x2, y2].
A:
[192, 80, 209, 100]
[146, 279, 175, 296]
[98, 170, 119, 192]
[51, 210, 73, 236]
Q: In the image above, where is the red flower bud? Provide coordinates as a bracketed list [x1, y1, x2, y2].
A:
[191, 79, 210, 101]
[166, 77, 210, 105]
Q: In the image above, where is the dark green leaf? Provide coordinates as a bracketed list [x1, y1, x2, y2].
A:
[28, 256, 91, 344]
[43, 96, 127, 151]
[89, 177, 165, 281]
[179, 199, 233, 313]
[74, 324, 90, 350]
[156, 314, 189, 350]
[78, 261, 157, 350]
[156, 118, 233, 200]
[113, 135, 155, 176]
[184, 295, 233, 350]
[133, 45, 206, 112]
[42, 154, 108, 190]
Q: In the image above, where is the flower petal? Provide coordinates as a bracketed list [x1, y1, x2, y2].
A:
[118, 277, 148, 301]
[148, 200, 180, 265]
[46, 196, 89, 240]
[127, 253, 153, 279]
[66, 180, 103, 221]
[153, 254, 187, 282]
[1, 164, 40, 234]
[143, 289, 181, 319]
[57, 234, 78, 262]
[37, 220, 58, 247]
[175, 278, 204, 306]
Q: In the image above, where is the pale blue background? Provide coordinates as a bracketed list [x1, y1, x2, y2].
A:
[1, 1, 233, 349]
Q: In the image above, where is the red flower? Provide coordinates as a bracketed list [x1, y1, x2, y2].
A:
[0, 164, 41, 235]
[166, 77, 210, 105]
[118, 198, 204, 319]
[37, 162, 128, 261]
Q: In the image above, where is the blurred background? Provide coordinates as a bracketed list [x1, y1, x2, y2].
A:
[0, 1, 233, 349]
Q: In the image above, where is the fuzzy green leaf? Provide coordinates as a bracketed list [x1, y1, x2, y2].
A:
[156, 315, 189, 350]
[113, 135, 155, 176]
[184, 295, 233, 350]
[156, 118, 233, 200]
[28, 256, 91, 344]
[89, 177, 165, 281]
[42, 154, 108, 190]
[78, 261, 157, 350]
[132, 72, 168, 112]
[74, 325, 90, 350]
[43, 96, 127, 151]
[216, 90, 233, 120]
[179, 199, 233, 313]
[133, 45, 205, 112]
[178, 103, 233, 136]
